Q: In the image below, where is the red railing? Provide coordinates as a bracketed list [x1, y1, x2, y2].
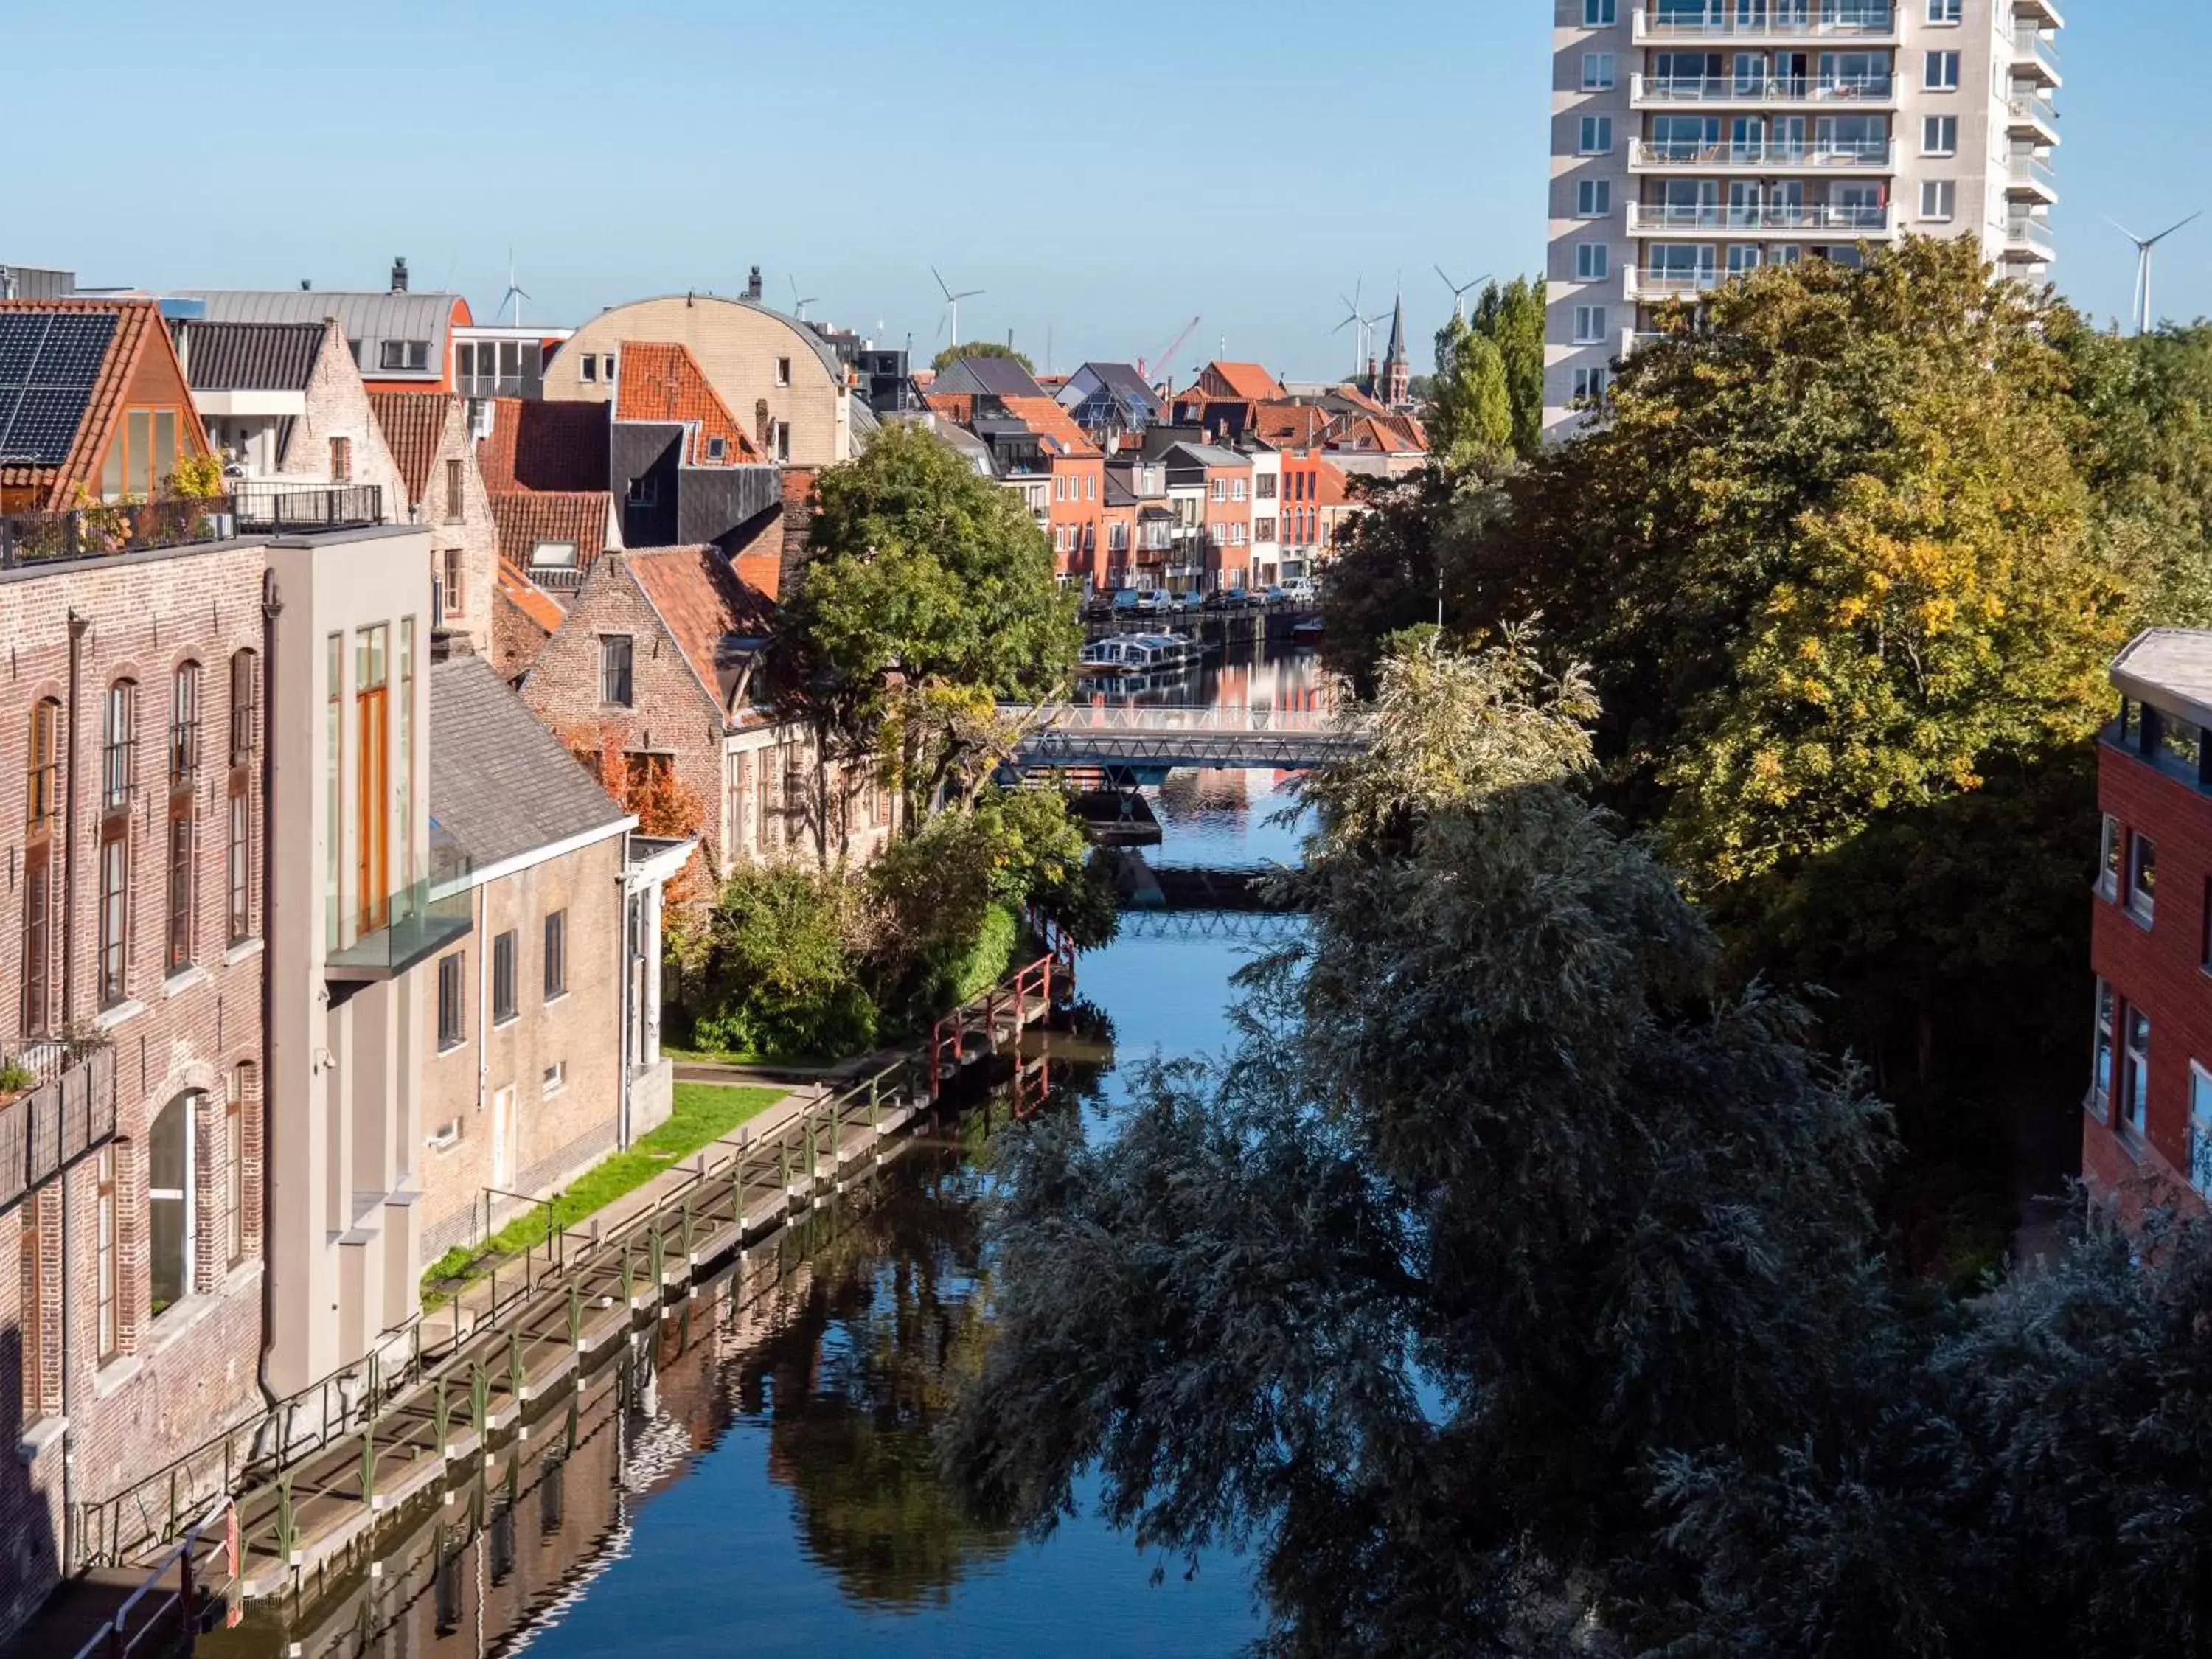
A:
[928, 952, 1062, 1101]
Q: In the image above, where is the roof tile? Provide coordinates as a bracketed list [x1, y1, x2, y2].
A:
[612, 341, 760, 465]
[368, 391, 456, 508]
[624, 546, 776, 714]
[476, 397, 608, 493]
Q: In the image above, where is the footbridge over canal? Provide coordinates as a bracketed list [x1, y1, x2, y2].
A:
[1001, 702, 1371, 773]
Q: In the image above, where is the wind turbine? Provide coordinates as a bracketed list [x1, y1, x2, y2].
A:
[2107, 212, 2201, 335]
[498, 249, 530, 327]
[932, 265, 984, 348]
[1435, 265, 1489, 323]
[787, 274, 819, 322]
[1332, 279, 1368, 376]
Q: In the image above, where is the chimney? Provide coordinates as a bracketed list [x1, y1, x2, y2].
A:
[299, 279, 311, 291]
[745, 265, 763, 302]
[391, 256, 409, 293]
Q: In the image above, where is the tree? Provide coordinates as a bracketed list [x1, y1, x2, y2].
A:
[1470, 276, 1545, 458]
[1422, 316, 1512, 472]
[947, 639, 1895, 1655]
[931, 340, 1034, 375]
[2067, 320, 2212, 628]
[784, 422, 1081, 824]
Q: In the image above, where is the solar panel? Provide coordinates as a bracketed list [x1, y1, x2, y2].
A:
[24, 313, 114, 388]
[0, 387, 94, 465]
[0, 315, 44, 383]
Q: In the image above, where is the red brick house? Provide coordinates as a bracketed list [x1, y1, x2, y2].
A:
[2086, 629, 2212, 1222]
[1000, 395, 1105, 588]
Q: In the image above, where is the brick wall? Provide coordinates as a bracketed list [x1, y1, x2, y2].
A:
[519, 555, 726, 870]
[489, 588, 553, 681]
[2086, 737, 2212, 1211]
[0, 538, 271, 1638]
[418, 835, 627, 1266]
[425, 401, 499, 658]
[773, 465, 818, 598]
[281, 320, 410, 519]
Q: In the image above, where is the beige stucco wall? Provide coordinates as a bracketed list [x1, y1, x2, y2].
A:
[541, 296, 852, 467]
[417, 832, 628, 1266]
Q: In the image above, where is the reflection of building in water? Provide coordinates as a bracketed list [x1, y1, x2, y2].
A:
[1158, 768, 1251, 818]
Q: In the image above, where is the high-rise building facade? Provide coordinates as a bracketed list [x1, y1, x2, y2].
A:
[1545, 0, 2061, 438]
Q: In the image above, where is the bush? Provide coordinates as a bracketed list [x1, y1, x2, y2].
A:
[687, 862, 879, 1060]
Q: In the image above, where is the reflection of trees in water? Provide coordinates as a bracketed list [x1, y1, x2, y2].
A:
[739, 1150, 1018, 1611]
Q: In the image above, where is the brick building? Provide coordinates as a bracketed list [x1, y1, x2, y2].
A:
[2086, 629, 2212, 1220]
[417, 655, 684, 1265]
[369, 391, 499, 654]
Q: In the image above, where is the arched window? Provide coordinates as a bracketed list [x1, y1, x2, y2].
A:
[169, 661, 201, 782]
[21, 698, 60, 1035]
[228, 649, 258, 765]
[225, 1063, 254, 1267]
[148, 1091, 198, 1315]
[99, 680, 137, 1006]
[25, 696, 60, 829]
[102, 679, 136, 810]
[168, 662, 203, 971]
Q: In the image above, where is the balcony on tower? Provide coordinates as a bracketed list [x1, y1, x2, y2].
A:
[1632, 0, 1899, 46]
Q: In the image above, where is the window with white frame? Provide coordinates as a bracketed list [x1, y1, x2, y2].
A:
[1919, 180, 1957, 221]
[1582, 52, 1615, 90]
[1582, 0, 1615, 23]
[2191, 1063, 2212, 1195]
[1572, 366, 1608, 403]
[1576, 243, 1610, 280]
[1924, 50, 1960, 90]
[1576, 179, 1612, 218]
[1921, 115, 1958, 155]
[2130, 831, 2157, 922]
[543, 1060, 566, 1097]
[580, 355, 597, 383]
[1579, 115, 1613, 155]
[2124, 1006, 2152, 1135]
[2098, 813, 2121, 900]
[1573, 305, 1607, 344]
[1926, 0, 1961, 20]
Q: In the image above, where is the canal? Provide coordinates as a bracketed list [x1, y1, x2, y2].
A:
[203, 641, 1323, 1659]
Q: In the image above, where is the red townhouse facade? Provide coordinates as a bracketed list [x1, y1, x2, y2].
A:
[2086, 628, 2212, 1219]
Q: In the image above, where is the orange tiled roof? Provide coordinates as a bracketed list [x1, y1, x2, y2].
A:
[1253, 402, 1334, 450]
[1314, 459, 1354, 505]
[998, 395, 1099, 459]
[488, 490, 613, 573]
[367, 391, 455, 509]
[496, 557, 568, 633]
[624, 546, 776, 715]
[1334, 383, 1389, 417]
[922, 390, 974, 423]
[0, 299, 170, 508]
[1203, 361, 1281, 401]
[611, 341, 759, 465]
[476, 397, 609, 493]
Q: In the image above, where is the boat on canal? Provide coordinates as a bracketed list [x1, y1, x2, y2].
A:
[1077, 631, 1202, 678]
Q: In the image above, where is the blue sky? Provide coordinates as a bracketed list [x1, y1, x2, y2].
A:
[5, 1, 2191, 378]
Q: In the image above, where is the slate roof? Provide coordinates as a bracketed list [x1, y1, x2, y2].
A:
[0, 298, 164, 507]
[367, 391, 454, 508]
[489, 490, 613, 574]
[612, 341, 759, 465]
[428, 652, 629, 869]
[623, 546, 777, 715]
[1085, 362, 1156, 406]
[933, 354, 1049, 400]
[181, 321, 324, 392]
[476, 397, 608, 493]
[1103, 473, 1137, 508]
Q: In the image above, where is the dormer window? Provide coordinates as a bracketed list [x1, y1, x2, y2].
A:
[530, 541, 578, 570]
[705, 436, 728, 461]
[378, 340, 431, 372]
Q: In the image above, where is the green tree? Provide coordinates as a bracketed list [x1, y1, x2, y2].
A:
[931, 340, 1034, 375]
[2067, 320, 2212, 627]
[785, 422, 1081, 824]
[1422, 316, 1512, 471]
[947, 639, 1896, 1655]
[1470, 276, 1545, 458]
[685, 860, 880, 1060]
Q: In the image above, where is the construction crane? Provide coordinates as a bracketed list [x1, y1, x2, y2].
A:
[1138, 315, 1200, 385]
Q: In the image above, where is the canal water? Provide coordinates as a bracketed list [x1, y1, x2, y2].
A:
[206, 641, 1324, 1659]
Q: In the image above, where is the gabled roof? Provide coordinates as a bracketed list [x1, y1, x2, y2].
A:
[1077, 361, 1158, 407]
[998, 394, 1100, 459]
[622, 546, 777, 715]
[0, 298, 170, 507]
[496, 557, 568, 633]
[477, 397, 608, 493]
[180, 320, 324, 392]
[1253, 402, 1335, 449]
[920, 390, 975, 424]
[612, 341, 760, 465]
[489, 490, 613, 573]
[1103, 473, 1137, 508]
[933, 354, 1048, 400]
[428, 653, 629, 869]
[1201, 361, 1281, 401]
[1313, 459, 1354, 505]
[367, 391, 456, 508]
[1332, 414, 1423, 454]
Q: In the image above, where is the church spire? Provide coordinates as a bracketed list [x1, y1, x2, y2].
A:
[1385, 286, 1408, 367]
[1382, 286, 1410, 406]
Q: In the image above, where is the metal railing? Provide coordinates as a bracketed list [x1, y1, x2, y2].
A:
[1626, 201, 1892, 233]
[1630, 72, 1893, 102]
[70, 1498, 228, 1659]
[0, 1043, 116, 1214]
[1631, 137, 1894, 168]
[230, 483, 383, 535]
[2006, 94, 2059, 132]
[2008, 153, 2059, 194]
[1, 497, 232, 568]
[1635, 7, 1897, 40]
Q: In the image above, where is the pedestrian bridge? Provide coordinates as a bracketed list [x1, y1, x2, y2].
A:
[1001, 703, 1371, 772]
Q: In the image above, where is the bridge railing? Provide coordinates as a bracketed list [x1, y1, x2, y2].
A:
[1002, 703, 1362, 737]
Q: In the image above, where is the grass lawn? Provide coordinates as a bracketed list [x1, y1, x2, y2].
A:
[421, 1082, 782, 1301]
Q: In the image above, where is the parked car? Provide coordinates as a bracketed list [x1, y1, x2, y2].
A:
[1281, 577, 1316, 604]
[1172, 591, 1204, 615]
[1111, 588, 1143, 616]
[1134, 588, 1173, 615]
[1262, 585, 1290, 606]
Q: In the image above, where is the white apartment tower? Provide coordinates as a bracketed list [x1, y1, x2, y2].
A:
[1545, 0, 2061, 437]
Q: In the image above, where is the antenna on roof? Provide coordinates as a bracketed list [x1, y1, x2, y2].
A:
[787, 274, 819, 322]
[1434, 265, 1489, 324]
[498, 246, 531, 328]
